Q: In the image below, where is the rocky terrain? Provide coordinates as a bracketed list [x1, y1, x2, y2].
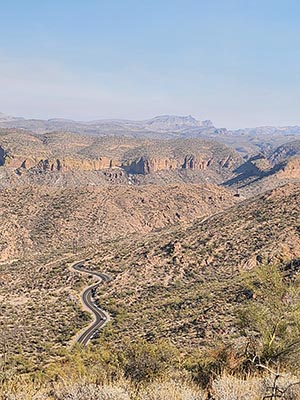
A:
[86, 183, 300, 349]
[2, 111, 300, 156]
[1, 114, 300, 398]
[2, 126, 300, 194]
[0, 129, 243, 188]
[223, 154, 300, 197]
[1, 180, 300, 363]
[0, 184, 238, 262]
[268, 139, 300, 165]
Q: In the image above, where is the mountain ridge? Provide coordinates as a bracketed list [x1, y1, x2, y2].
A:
[2, 110, 300, 134]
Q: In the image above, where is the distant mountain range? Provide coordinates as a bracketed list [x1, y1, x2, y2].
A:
[2, 112, 300, 156]
[0, 112, 216, 137]
[1, 111, 300, 136]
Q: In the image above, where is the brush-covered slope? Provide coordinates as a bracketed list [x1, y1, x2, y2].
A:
[0, 183, 237, 262]
[1, 183, 300, 367]
[84, 183, 300, 349]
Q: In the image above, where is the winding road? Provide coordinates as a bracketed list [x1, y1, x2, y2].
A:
[72, 262, 111, 346]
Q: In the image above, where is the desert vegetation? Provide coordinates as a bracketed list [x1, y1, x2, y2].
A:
[1, 127, 300, 398]
[1, 183, 300, 398]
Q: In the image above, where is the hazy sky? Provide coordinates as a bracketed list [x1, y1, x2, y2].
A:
[1, 0, 300, 128]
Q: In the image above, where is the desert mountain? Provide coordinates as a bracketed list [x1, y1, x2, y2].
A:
[268, 139, 300, 165]
[1, 128, 300, 195]
[0, 113, 216, 137]
[0, 130, 243, 188]
[2, 112, 300, 162]
[1, 117, 300, 368]
[2, 181, 298, 360]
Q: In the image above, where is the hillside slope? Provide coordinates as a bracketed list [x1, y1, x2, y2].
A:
[0, 183, 237, 262]
[0, 130, 243, 187]
[84, 183, 300, 349]
[224, 154, 300, 197]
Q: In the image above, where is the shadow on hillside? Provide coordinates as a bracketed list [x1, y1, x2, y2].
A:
[223, 155, 284, 188]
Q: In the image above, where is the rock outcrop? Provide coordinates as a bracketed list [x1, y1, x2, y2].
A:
[8, 156, 119, 175]
[269, 140, 300, 165]
[123, 157, 178, 174]
[5, 153, 240, 176]
[0, 133, 243, 184]
[182, 155, 211, 170]
[124, 154, 238, 174]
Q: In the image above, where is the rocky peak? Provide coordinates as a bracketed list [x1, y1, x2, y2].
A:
[144, 115, 202, 130]
[201, 120, 214, 127]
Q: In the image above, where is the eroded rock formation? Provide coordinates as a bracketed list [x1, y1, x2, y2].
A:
[5, 153, 240, 176]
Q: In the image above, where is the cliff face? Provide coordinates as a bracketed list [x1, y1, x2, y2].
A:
[5, 156, 119, 174]
[123, 157, 178, 174]
[0, 133, 243, 181]
[182, 155, 211, 170]
[3, 153, 237, 176]
[123, 155, 237, 174]
[180, 155, 236, 170]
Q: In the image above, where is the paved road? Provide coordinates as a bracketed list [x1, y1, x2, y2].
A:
[72, 262, 111, 346]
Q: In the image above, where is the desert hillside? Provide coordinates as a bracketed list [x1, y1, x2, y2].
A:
[84, 183, 300, 349]
[0, 130, 244, 187]
[1, 182, 299, 368]
[1, 119, 300, 400]
[3, 2, 300, 397]
[0, 183, 238, 262]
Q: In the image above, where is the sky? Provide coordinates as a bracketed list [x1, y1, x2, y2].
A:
[0, 0, 300, 128]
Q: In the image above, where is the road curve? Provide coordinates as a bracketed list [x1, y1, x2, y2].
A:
[72, 261, 111, 346]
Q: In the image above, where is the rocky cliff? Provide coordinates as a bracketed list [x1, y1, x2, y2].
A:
[5, 156, 118, 174]
[3, 152, 239, 176]
[123, 154, 238, 175]
[0, 133, 244, 188]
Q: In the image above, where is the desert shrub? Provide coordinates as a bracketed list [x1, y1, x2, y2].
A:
[237, 264, 300, 369]
[46, 345, 125, 385]
[184, 343, 247, 388]
[122, 339, 179, 384]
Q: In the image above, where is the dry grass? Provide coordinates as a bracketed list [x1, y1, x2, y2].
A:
[138, 379, 205, 400]
[2, 374, 300, 400]
[212, 375, 264, 400]
[0, 377, 206, 400]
